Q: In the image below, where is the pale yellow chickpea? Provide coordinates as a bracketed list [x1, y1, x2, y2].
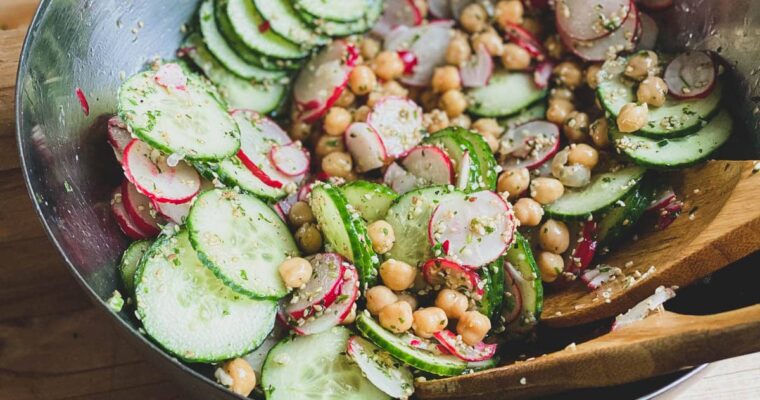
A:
[472, 30, 504, 57]
[546, 98, 575, 125]
[324, 107, 352, 136]
[482, 132, 500, 153]
[539, 219, 570, 253]
[278, 257, 313, 288]
[450, 113, 472, 129]
[366, 285, 398, 315]
[423, 109, 451, 133]
[585, 64, 602, 89]
[349, 65, 377, 96]
[531, 177, 565, 204]
[495, 0, 524, 28]
[589, 118, 610, 148]
[412, 307, 448, 338]
[617, 103, 649, 133]
[379, 300, 414, 333]
[295, 223, 323, 255]
[460, 3, 488, 33]
[373, 51, 405, 81]
[439, 89, 468, 117]
[367, 220, 395, 254]
[513, 197, 544, 226]
[288, 201, 315, 227]
[625, 50, 658, 81]
[315, 135, 345, 158]
[380, 259, 417, 291]
[544, 35, 565, 60]
[521, 16, 542, 36]
[322, 151, 353, 178]
[359, 37, 380, 60]
[432, 66, 462, 93]
[501, 43, 532, 71]
[335, 89, 356, 108]
[637, 76, 668, 107]
[537, 251, 564, 283]
[382, 80, 409, 98]
[497, 167, 530, 199]
[222, 358, 256, 396]
[472, 118, 504, 138]
[562, 111, 590, 142]
[553, 61, 583, 89]
[397, 293, 419, 311]
[568, 143, 599, 169]
[289, 121, 312, 141]
[420, 90, 440, 112]
[446, 36, 472, 66]
[456, 311, 491, 346]
[353, 105, 371, 122]
[550, 87, 574, 102]
[435, 289, 469, 319]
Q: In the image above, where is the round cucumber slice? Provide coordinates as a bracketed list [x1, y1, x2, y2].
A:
[295, 0, 368, 22]
[477, 257, 506, 322]
[340, 181, 398, 223]
[597, 178, 655, 248]
[119, 239, 151, 295]
[223, 0, 308, 60]
[347, 335, 415, 399]
[455, 128, 499, 191]
[502, 232, 543, 339]
[252, 0, 329, 48]
[297, 0, 384, 37]
[135, 231, 277, 363]
[466, 70, 547, 118]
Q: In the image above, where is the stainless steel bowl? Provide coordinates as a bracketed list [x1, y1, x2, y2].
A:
[14, 0, 760, 398]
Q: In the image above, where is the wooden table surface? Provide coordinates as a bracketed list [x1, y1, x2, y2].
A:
[1, 2, 758, 399]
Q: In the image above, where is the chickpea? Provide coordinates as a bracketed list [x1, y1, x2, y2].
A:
[585, 64, 602, 89]
[550, 87, 574, 102]
[589, 118, 610, 148]
[420, 90, 440, 112]
[482, 133, 500, 153]
[456, 311, 491, 346]
[432, 66, 462, 93]
[439, 89, 468, 117]
[367, 285, 399, 315]
[472, 118, 504, 138]
[322, 151, 353, 178]
[562, 111, 590, 142]
[380, 259, 417, 291]
[501, 43, 532, 71]
[289, 121, 311, 141]
[625, 50, 658, 81]
[359, 37, 380, 60]
[423, 109, 450, 133]
[367, 220, 395, 254]
[531, 177, 565, 204]
[379, 300, 414, 333]
[295, 223, 323, 254]
[353, 105, 371, 122]
[324, 107, 352, 136]
[335, 89, 356, 108]
[341, 303, 357, 325]
[513, 197, 544, 226]
[616, 102, 649, 133]
[472, 30, 504, 57]
[495, 0, 524, 28]
[460, 3, 488, 33]
[288, 201, 315, 227]
[637, 76, 668, 107]
[278, 257, 313, 288]
[537, 251, 564, 283]
[397, 293, 419, 311]
[497, 167, 530, 199]
[446, 36, 472, 66]
[435, 289, 469, 319]
[315, 135, 345, 158]
[222, 358, 256, 396]
[544, 35, 565, 60]
[412, 307, 448, 338]
[539, 219, 570, 253]
[381, 80, 409, 98]
[567, 143, 599, 169]
[553, 61, 583, 89]
[521, 16, 542, 36]
[450, 113, 472, 129]
[349, 65, 377, 96]
[373, 51, 405, 81]
[546, 98, 575, 125]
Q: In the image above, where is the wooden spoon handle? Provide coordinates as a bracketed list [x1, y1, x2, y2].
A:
[416, 304, 760, 399]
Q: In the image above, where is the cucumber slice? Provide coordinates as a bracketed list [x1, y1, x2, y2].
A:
[466, 71, 547, 118]
[188, 189, 298, 299]
[611, 110, 733, 169]
[423, 130, 484, 192]
[295, 0, 368, 22]
[477, 257, 505, 322]
[117, 67, 240, 161]
[135, 231, 277, 363]
[597, 57, 723, 138]
[340, 181, 399, 223]
[347, 335, 415, 399]
[356, 312, 497, 376]
[455, 127, 499, 190]
[261, 327, 388, 400]
[215, 156, 286, 201]
[183, 34, 286, 114]
[499, 101, 547, 129]
[597, 178, 655, 248]
[502, 232, 543, 338]
[119, 239, 151, 295]
[544, 166, 647, 220]
[310, 184, 379, 288]
[385, 186, 462, 267]
[222, 0, 308, 60]
[252, 0, 329, 48]
[199, 0, 286, 81]
[297, 0, 383, 37]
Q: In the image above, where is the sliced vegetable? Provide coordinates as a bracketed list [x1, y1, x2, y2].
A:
[294, 0, 369, 22]
[504, 23, 546, 59]
[367, 97, 424, 158]
[383, 21, 455, 87]
[664, 51, 717, 99]
[428, 0, 453, 18]
[122, 139, 201, 204]
[467, 71, 547, 117]
[555, 0, 632, 41]
[153, 198, 192, 225]
[612, 286, 676, 330]
[460, 45, 494, 88]
[383, 162, 420, 194]
[252, 0, 329, 48]
[455, 127, 499, 191]
[111, 188, 151, 240]
[297, 0, 384, 37]
[499, 101, 547, 129]
[401, 145, 455, 185]
[345, 122, 388, 173]
[339, 180, 398, 223]
[597, 179, 654, 247]
[477, 258, 506, 322]
[422, 258, 483, 296]
[636, 12, 658, 51]
[118, 239, 151, 295]
[347, 335, 415, 399]
[433, 330, 497, 362]
[501, 232, 543, 337]
[371, 0, 424, 37]
[269, 143, 310, 177]
[220, 0, 307, 61]
[582, 265, 621, 289]
[564, 221, 599, 275]
[533, 61, 553, 89]
[287, 265, 360, 335]
[423, 129, 484, 192]
[560, 6, 639, 62]
[284, 253, 347, 320]
[121, 180, 162, 236]
[499, 120, 560, 170]
[107, 116, 131, 162]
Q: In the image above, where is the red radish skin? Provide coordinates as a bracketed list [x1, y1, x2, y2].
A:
[367, 97, 424, 158]
[294, 41, 358, 123]
[422, 259, 483, 296]
[152, 198, 192, 225]
[502, 266, 524, 324]
[556, 0, 633, 41]
[460, 45, 494, 88]
[582, 266, 622, 289]
[500, 120, 561, 170]
[111, 188, 151, 240]
[655, 200, 683, 231]
[122, 140, 201, 204]
[401, 145, 455, 184]
[565, 221, 599, 275]
[237, 150, 284, 189]
[646, 187, 676, 212]
[269, 143, 310, 177]
[288, 266, 360, 336]
[433, 330, 498, 362]
[154, 63, 188, 91]
[121, 180, 162, 235]
[397, 50, 419, 75]
[384, 21, 455, 87]
[285, 253, 348, 320]
[345, 122, 388, 173]
[559, 3, 640, 62]
[664, 51, 717, 99]
[533, 61, 553, 89]
[371, 0, 423, 37]
[75, 87, 89, 116]
[274, 192, 299, 222]
[298, 182, 316, 202]
[107, 116, 132, 161]
[504, 23, 546, 60]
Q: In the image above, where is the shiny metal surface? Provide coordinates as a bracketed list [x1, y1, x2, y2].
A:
[13, 0, 759, 399]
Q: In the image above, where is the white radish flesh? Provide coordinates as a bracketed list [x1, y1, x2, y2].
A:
[556, 0, 633, 41]
[383, 162, 419, 194]
[122, 140, 201, 204]
[269, 143, 310, 177]
[401, 145, 454, 185]
[289, 266, 360, 336]
[383, 21, 455, 87]
[367, 97, 424, 158]
[285, 253, 348, 320]
[422, 258, 482, 296]
[154, 63, 188, 91]
[664, 51, 716, 99]
[371, 0, 423, 37]
[460, 45, 494, 88]
[107, 116, 132, 161]
[121, 180, 162, 235]
[345, 122, 388, 173]
[346, 336, 415, 399]
[612, 286, 676, 330]
[500, 120, 560, 170]
[428, 0, 453, 18]
[433, 330, 497, 362]
[560, 4, 639, 62]
[153, 199, 192, 225]
[636, 12, 658, 51]
[111, 188, 151, 240]
[456, 151, 472, 191]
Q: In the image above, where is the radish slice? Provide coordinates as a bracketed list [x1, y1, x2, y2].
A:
[154, 63, 188, 91]
[450, 0, 478, 18]
[560, 4, 639, 62]
[433, 330, 497, 362]
[504, 23, 545, 59]
[556, 0, 633, 41]
[107, 116, 132, 161]
[664, 51, 717, 99]
[428, 0, 453, 18]
[274, 191, 299, 221]
[582, 265, 622, 289]
[298, 182, 316, 202]
[533, 61, 553, 89]
[636, 0, 673, 11]
[371, 0, 423, 37]
[636, 12, 658, 51]
[422, 258, 482, 296]
[347, 336, 415, 399]
[269, 143, 310, 177]
[402, 332, 452, 355]
[345, 122, 388, 173]
[367, 97, 424, 158]
[565, 221, 598, 276]
[288, 265, 360, 335]
[456, 151, 472, 190]
[400, 145, 455, 185]
[460, 45, 494, 88]
[383, 21, 455, 87]
[121, 180, 162, 235]
[655, 200, 683, 231]
[383, 162, 419, 194]
[285, 253, 348, 320]
[153, 198, 192, 225]
[111, 188, 151, 240]
[499, 121, 560, 170]
[294, 41, 358, 123]
[122, 140, 201, 204]
[397, 50, 419, 75]
[502, 262, 524, 324]
[612, 286, 676, 331]
[646, 186, 676, 212]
